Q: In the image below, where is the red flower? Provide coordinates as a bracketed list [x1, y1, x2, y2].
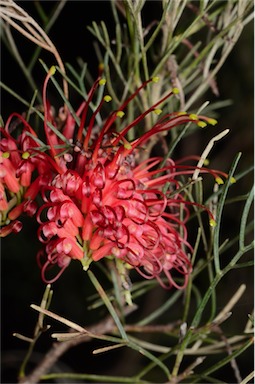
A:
[35, 69, 229, 287]
[0, 116, 57, 236]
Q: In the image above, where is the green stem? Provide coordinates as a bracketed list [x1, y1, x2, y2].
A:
[41, 372, 148, 383]
[171, 272, 222, 378]
[18, 285, 52, 379]
[213, 153, 242, 274]
[88, 270, 128, 341]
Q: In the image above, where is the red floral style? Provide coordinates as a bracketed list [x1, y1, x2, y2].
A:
[1, 67, 231, 288]
[33, 68, 229, 287]
[0, 116, 58, 237]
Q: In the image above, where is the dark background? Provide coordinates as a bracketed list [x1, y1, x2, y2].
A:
[1, 1, 254, 383]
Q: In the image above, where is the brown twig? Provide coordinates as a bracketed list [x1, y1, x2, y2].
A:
[19, 320, 113, 383]
[211, 324, 242, 383]
[19, 305, 137, 384]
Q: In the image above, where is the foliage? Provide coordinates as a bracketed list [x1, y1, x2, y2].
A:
[0, 1, 253, 383]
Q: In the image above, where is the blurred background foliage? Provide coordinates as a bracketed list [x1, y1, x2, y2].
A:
[1, 1, 254, 383]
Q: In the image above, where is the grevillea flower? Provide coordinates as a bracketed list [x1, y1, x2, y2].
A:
[0, 114, 60, 237]
[34, 67, 232, 288]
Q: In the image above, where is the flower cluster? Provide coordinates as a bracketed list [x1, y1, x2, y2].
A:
[1, 67, 229, 288]
[0, 114, 57, 236]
